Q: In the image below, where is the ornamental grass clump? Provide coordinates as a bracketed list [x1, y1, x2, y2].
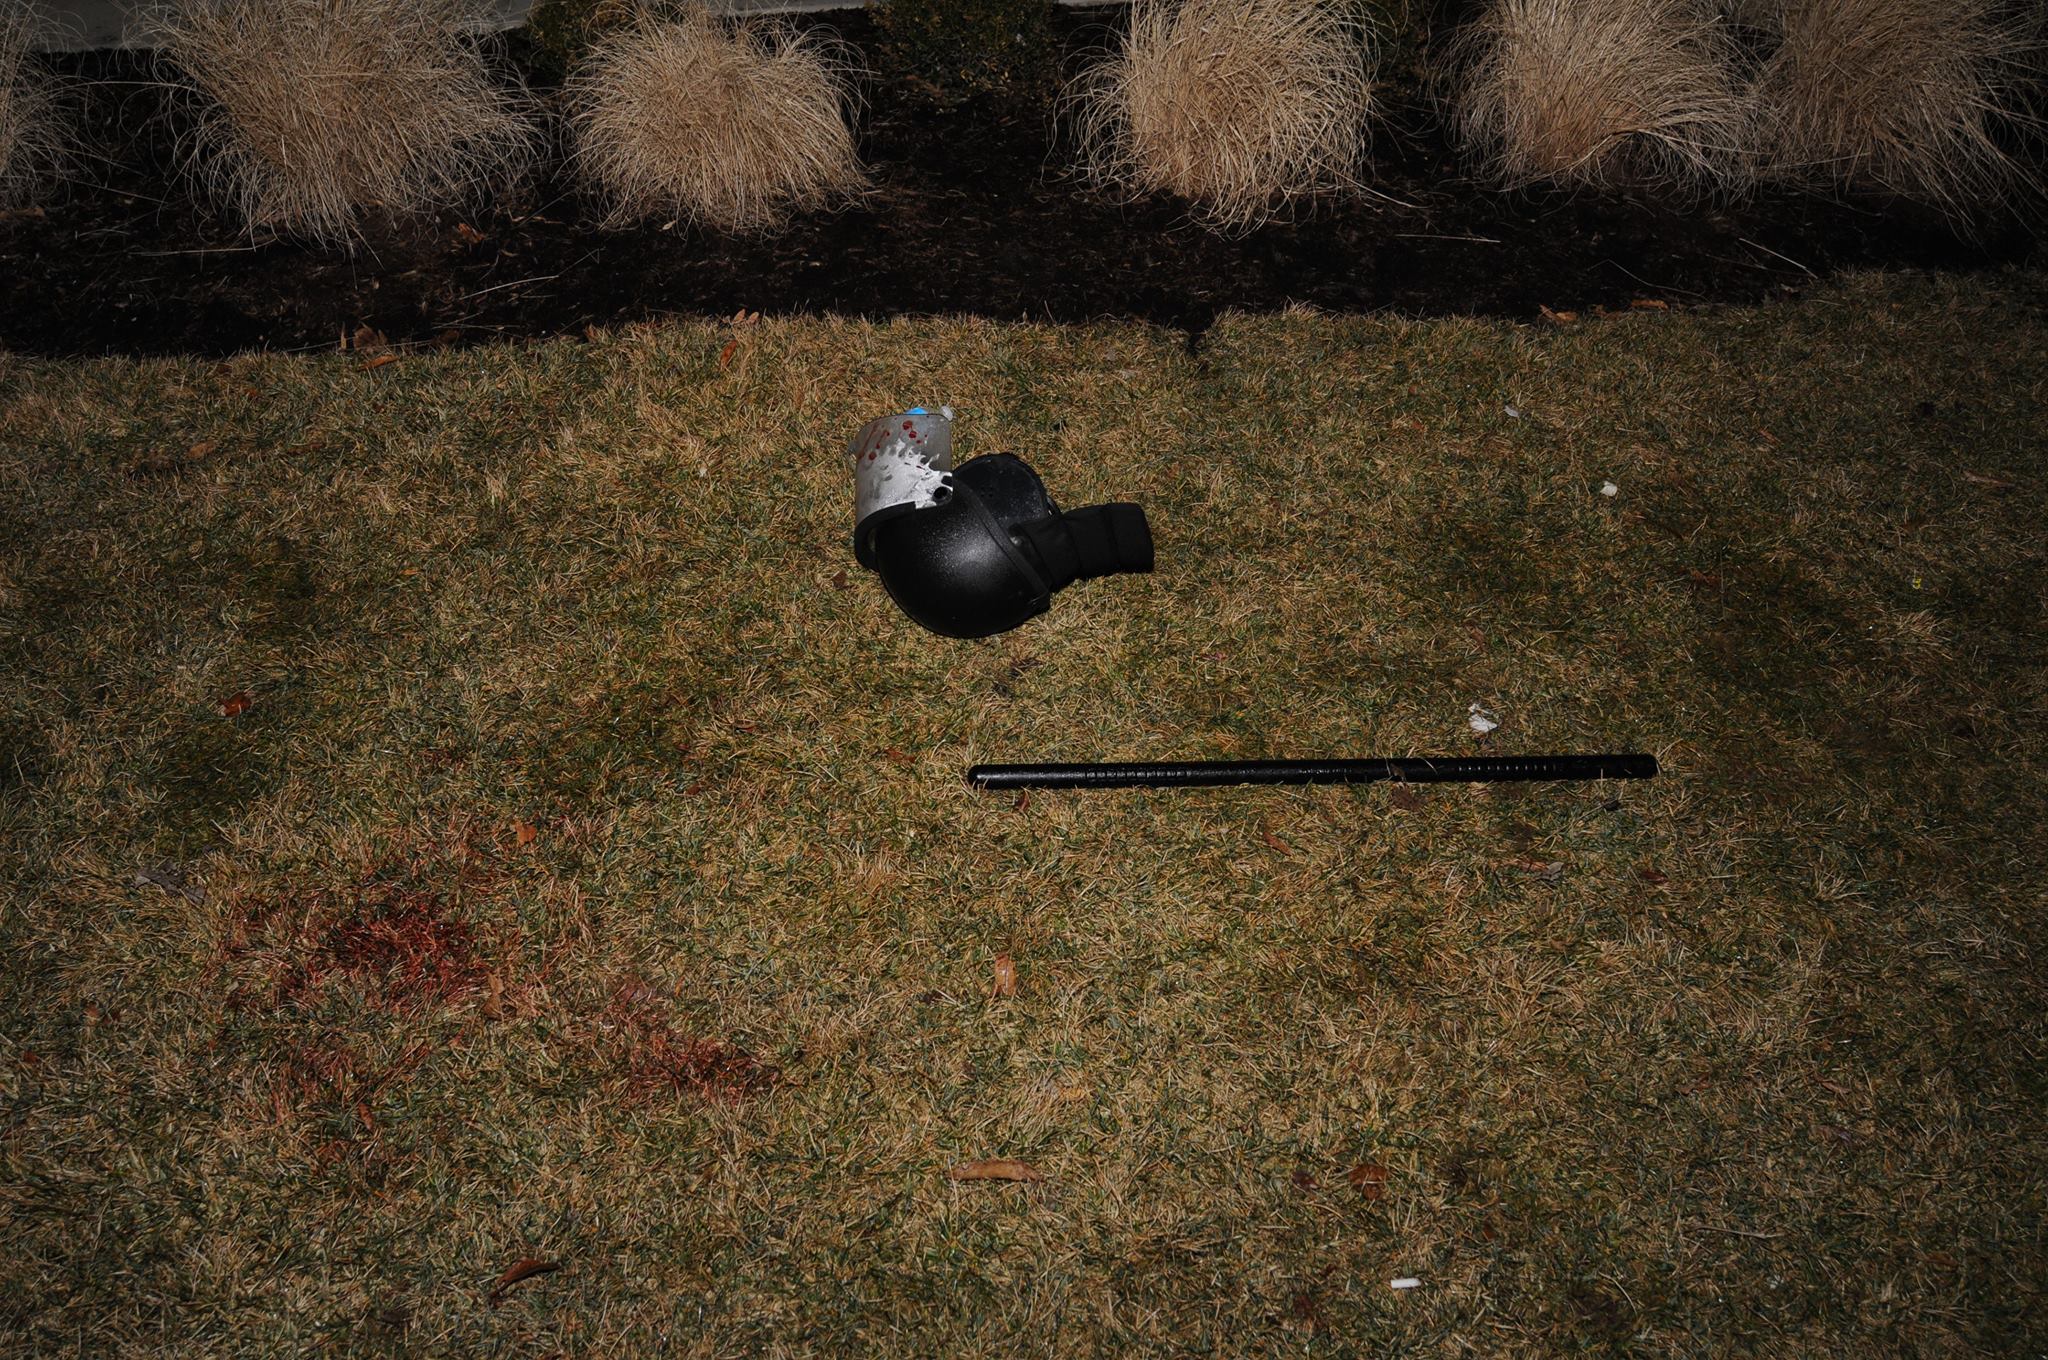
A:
[1066, 0, 1377, 234]
[1448, 0, 1755, 194]
[1750, 0, 2043, 219]
[1, 7, 69, 207]
[566, 5, 866, 233]
[150, 0, 539, 244]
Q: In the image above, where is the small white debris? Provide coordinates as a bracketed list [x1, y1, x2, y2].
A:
[1601, 481, 1620, 497]
[1468, 703, 1500, 734]
[1504, 404, 1523, 419]
[1390, 1278, 1422, 1290]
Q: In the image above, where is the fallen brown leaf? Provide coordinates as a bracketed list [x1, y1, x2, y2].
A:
[361, 354, 398, 372]
[488, 1258, 559, 1304]
[1638, 867, 1670, 886]
[454, 222, 484, 246]
[1261, 830, 1296, 855]
[992, 954, 1017, 998]
[1630, 298, 1670, 311]
[134, 861, 206, 904]
[1348, 1162, 1388, 1200]
[882, 747, 914, 767]
[513, 820, 539, 847]
[1539, 305, 1579, 324]
[1390, 783, 1423, 811]
[219, 691, 253, 718]
[950, 1158, 1040, 1182]
[719, 339, 739, 368]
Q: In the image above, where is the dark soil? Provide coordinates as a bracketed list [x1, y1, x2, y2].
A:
[1, 8, 2036, 358]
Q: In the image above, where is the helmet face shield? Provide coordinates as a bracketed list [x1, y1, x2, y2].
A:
[850, 407, 955, 568]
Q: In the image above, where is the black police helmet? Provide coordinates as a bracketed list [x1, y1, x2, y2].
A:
[858, 453, 1153, 639]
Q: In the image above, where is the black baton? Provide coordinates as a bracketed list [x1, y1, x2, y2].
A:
[967, 754, 1658, 791]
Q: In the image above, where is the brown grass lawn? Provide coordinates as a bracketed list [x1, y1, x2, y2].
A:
[2, 272, 2044, 1355]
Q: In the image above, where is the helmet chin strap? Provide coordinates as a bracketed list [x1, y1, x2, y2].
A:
[1010, 503, 1154, 592]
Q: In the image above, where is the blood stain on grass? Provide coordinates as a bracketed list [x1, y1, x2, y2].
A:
[1288, 1288, 1327, 1332]
[223, 881, 492, 1015]
[601, 980, 779, 1104]
[1566, 1279, 1637, 1341]
[295, 888, 486, 1012]
[216, 825, 521, 1015]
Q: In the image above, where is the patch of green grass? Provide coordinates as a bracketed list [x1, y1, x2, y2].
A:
[1, 273, 2045, 1354]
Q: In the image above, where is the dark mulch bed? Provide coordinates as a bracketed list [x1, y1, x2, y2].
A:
[1, 7, 2036, 358]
